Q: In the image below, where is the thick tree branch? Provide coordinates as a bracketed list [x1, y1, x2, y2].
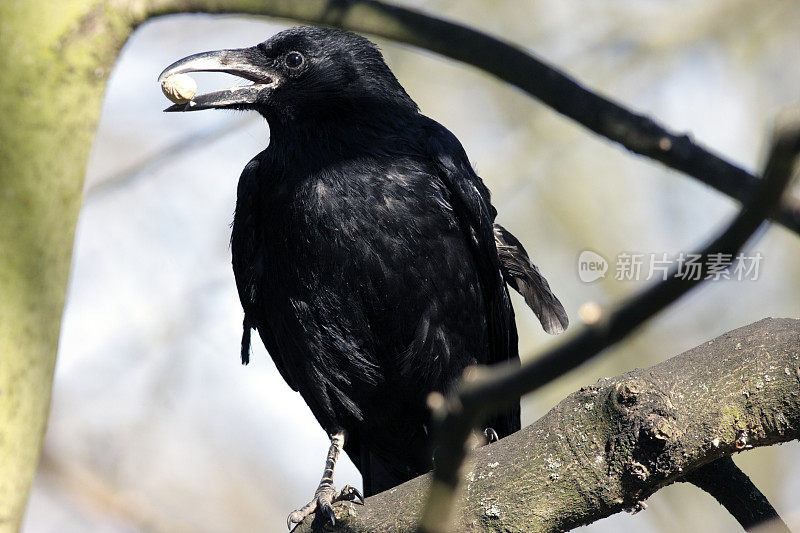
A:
[136, 0, 800, 235]
[681, 456, 790, 532]
[291, 318, 800, 532]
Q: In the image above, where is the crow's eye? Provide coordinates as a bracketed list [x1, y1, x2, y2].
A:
[285, 51, 304, 69]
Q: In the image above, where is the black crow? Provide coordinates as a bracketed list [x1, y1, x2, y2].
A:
[158, 26, 568, 528]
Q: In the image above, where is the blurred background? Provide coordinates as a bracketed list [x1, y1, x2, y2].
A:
[22, 1, 800, 531]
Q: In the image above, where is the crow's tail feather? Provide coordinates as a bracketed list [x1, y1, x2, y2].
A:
[493, 224, 569, 335]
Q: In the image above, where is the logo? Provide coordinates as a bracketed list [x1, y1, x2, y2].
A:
[578, 250, 608, 283]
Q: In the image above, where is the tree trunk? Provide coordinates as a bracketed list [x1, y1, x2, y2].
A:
[0, 1, 133, 529]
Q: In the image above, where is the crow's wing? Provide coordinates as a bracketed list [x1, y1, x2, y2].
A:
[231, 155, 299, 391]
[421, 117, 518, 370]
[493, 224, 568, 334]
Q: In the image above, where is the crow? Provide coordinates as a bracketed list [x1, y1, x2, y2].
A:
[158, 26, 568, 528]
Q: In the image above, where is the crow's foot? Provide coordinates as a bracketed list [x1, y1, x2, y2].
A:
[484, 427, 499, 443]
[287, 431, 363, 530]
[286, 484, 363, 529]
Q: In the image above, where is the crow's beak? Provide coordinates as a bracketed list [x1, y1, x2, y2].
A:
[157, 47, 279, 112]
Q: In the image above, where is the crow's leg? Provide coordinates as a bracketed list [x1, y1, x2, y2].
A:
[287, 431, 363, 529]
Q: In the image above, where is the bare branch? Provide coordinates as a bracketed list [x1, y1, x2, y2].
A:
[681, 457, 791, 532]
[86, 116, 257, 198]
[291, 318, 800, 532]
[137, 0, 800, 235]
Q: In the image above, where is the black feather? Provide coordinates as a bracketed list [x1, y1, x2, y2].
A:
[241, 317, 251, 365]
[494, 224, 569, 334]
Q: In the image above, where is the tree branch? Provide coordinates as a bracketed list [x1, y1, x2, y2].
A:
[681, 456, 791, 532]
[418, 107, 800, 532]
[137, 0, 800, 235]
[291, 318, 800, 532]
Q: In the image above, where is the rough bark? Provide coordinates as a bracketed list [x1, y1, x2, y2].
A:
[288, 318, 800, 532]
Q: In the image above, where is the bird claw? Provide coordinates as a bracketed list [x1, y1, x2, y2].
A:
[286, 484, 363, 530]
[287, 500, 322, 531]
[319, 500, 336, 526]
[338, 484, 364, 505]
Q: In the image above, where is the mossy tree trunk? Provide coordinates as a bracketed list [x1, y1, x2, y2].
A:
[0, 1, 134, 529]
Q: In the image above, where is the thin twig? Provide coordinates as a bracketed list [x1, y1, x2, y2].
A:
[86, 116, 257, 198]
[419, 109, 800, 533]
[142, 0, 800, 234]
[682, 456, 791, 532]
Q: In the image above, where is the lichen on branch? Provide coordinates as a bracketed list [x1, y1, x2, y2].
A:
[291, 318, 800, 532]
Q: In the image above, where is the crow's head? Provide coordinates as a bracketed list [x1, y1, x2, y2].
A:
[158, 26, 417, 123]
